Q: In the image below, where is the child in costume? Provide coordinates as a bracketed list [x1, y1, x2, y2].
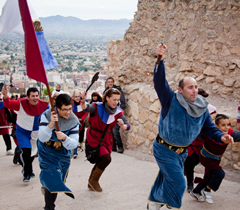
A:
[191, 114, 239, 204]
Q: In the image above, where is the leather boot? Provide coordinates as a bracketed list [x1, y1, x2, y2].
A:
[88, 167, 104, 192]
[88, 168, 94, 190]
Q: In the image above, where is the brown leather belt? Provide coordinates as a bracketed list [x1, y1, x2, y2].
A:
[90, 125, 111, 134]
[44, 140, 64, 150]
[156, 135, 188, 155]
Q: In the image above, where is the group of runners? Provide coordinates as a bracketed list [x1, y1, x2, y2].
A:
[0, 44, 238, 210]
[0, 76, 129, 209]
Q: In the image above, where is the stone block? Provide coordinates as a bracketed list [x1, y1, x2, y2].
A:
[233, 164, 240, 170]
[223, 77, 236, 87]
[139, 109, 149, 124]
[149, 92, 158, 103]
[148, 132, 156, 141]
[232, 153, 240, 162]
[153, 125, 158, 135]
[142, 129, 149, 139]
[216, 76, 224, 84]
[137, 136, 146, 146]
[139, 94, 151, 109]
[234, 81, 240, 88]
[129, 92, 140, 102]
[220, 46, 231, 56]
[221, 87, 233, 95]
[196, 74, 205, 81]
[145, 121, 153, 132]
[220, 157, 230, 167]
[192, 63, 204, 74]
[149, 113, 159, 124]
[207, 30, 217, 38]
[230, 46, 240, 56]
[223, 150, 232, 160]
[188, 42, 199, 52]
[140, 37, 149, 46]
[231, 59, 240, 68]
[206, 77, 215, 84]
[232, 142, 240, 152]
[179, 61, 192, 72]
[149, 100, 161, 113]
[129, 101, 139, 120]
[203, 66, 222, 76]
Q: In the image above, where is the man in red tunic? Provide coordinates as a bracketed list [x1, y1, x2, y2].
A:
[1, 87, 49, 182]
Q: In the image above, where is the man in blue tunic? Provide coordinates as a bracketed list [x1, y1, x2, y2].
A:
[147, 44, 234, 210]
[37, 94, 80, 210]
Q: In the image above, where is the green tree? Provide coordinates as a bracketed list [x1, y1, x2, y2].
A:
[43, 86, 54, 97]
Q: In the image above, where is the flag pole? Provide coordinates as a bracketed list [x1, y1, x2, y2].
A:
[17, 0, 60, 130]
[32, 20, 60, 131]
[46, 84, 60, 131]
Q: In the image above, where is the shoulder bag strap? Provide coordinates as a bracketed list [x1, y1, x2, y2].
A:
[99, 124, 110, 145]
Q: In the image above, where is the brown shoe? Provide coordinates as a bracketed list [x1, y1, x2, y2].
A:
[88, 167, 104, 192]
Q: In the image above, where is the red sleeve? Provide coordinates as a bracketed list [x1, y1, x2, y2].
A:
[3, 97, 20, 111]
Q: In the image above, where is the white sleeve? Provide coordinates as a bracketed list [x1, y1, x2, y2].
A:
[38, 114, 53, 143]
[62, 125, 79, 150]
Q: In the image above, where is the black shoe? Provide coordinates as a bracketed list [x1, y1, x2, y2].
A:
[13, 153, 18, 164]
[112, 147, 117, 152]
[117, 147, 124, 154]
[187, 183, 193, 193]
[23, 175, 31, 182]
[30, 172, 35, 178]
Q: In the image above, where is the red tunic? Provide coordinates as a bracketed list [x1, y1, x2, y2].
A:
[72, 100, 88, 132]
[87, 103, 123, 156]
[0, 102, 9, 135]
[194, 129, 234, 184]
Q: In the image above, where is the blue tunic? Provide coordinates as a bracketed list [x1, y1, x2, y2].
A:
[147, 60, 224, 209]
[37, 110, 79, 198]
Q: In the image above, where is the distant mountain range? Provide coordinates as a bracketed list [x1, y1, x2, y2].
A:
[39, 15, 132, 39]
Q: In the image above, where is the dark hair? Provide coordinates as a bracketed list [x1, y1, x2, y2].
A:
[198, 88, 209, 98]
[91, 92, 102, 103]
[55, 93, 72, 109]
[102, 88, 121, 103]
[215, 114, 229, 125]
[106, 77, 114, 83]
[10, 95, 16, 100]
[20, 94, 27, 98]
[179, 78, 184, 89]
[27, 87, 39, 97]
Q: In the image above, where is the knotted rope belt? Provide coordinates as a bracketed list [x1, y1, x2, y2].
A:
[156, 135, 188, 155]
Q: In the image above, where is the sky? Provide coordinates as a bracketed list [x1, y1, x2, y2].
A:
[0, 0, 138, 20]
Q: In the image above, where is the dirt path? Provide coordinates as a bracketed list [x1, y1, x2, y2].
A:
[0, 137, 240, 210]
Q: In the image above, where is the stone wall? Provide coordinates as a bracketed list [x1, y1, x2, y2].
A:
[107, 0, 240, 169]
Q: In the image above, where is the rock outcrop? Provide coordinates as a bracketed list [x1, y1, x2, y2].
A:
[107, 0, 240, 168]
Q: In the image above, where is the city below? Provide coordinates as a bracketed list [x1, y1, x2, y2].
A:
[0, 35, 113, 98]
[0, 16, 133, 98]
